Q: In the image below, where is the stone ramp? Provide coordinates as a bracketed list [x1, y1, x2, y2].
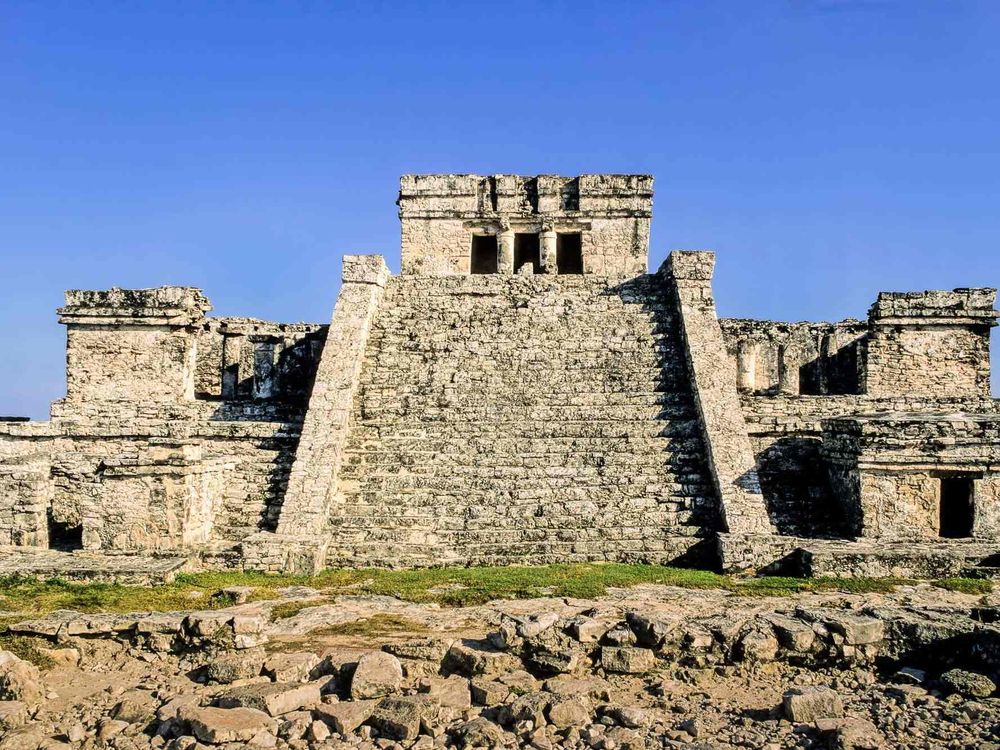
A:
[329, 273, 718, 567]
[0, 547, 194, 584]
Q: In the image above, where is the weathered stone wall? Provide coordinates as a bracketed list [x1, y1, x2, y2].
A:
[194, 318, 325, 408]
[720, 286, 999, 538]
[823, 414, 1000, 539]
[865, 289, 997, 398]
[58, 287, 211, 410]
[720, 319, 866, 396]
[398, 174, 651, 276]
[0, 457, 50, 547]
[0, 419, 301, 555]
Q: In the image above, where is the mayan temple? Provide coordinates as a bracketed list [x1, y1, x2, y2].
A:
[1, 173, 998, 579]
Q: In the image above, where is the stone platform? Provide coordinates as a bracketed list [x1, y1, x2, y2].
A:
[0, 547, 195, 584]
[718, 532, 1000, 579]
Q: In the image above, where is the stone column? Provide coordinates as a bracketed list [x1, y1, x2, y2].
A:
[540, 226, 557, 274]
[498, 227, 514, 275]
[778, 345, 800, 395]
[736, 340, 757, 392]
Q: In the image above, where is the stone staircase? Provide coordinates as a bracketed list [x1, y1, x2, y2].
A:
[326, 273, 719, 567]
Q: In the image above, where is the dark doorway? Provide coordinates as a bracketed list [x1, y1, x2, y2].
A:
[939, 476, 975, 538]
[514, 233, 540, 273]
[48, 510, 83, 551]
[470, 235, 498, 274]
[557, 233, 583, 274]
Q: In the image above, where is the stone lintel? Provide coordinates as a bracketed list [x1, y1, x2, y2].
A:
[868, 288, 999, 328]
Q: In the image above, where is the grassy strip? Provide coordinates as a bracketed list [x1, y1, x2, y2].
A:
[0, 563, 990, 623]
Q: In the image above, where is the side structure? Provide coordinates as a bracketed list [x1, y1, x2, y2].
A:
[1, 172, 997, 579]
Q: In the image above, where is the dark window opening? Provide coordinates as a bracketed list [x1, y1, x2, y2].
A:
[48, 510, 83, 551]
[557, 233, 584, 274]
[939, 476, 975, 538]
[514, 233, 540, 273]
[470, 235, 498, 274]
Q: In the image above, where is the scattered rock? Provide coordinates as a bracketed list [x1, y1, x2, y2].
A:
[815, 717, 883, 749]
[111, 688, 159, 724]
[369, 694, 440, 741]
[939, 668, 996, 698]
[547, 696, 591, 728]
[783, 686, 844, 723]
[451, 717, 508, 748]
[600, 646, 655, 674]
[423, 675, 472, 708]
[205, 650, 264, 684]
[350, 650, 403, 699]
[604, 705, 652, 729]
[216, 681, 321, 716]
[0, 652, 43, 705]
[444, 642, 520, 677]
[180, 705, 277, 744]
[263, 652, 320, 683]
[0, 700, 30, 730]
[313, 698, 378, 734]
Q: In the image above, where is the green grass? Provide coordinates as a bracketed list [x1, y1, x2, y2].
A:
[933, 577, 994, 595]
[0, 564, 991, 626]
[309, 614, 429, 638]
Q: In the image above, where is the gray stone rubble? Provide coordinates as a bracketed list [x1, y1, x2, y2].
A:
[2, 584, 1000, 748]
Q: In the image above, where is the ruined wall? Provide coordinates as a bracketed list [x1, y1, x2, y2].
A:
[398, 174, 652, 276]
[720, 319, 867, 397]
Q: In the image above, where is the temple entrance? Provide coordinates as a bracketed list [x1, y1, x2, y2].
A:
[939, 476, 975, 538]
[47, 510, 83, 550]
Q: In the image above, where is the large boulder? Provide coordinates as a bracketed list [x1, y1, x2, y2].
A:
[350, 651, 403, 700]
[263, 652, 321, 683]
[815, 717, 883, 750]
[547, 697, 591, 729]
[111, 689, 160, 725]
[450, 717, 508, 748]
[205, 650, 265, 684]
[443, 642, 521, 677]
[0, 700, 30, 731]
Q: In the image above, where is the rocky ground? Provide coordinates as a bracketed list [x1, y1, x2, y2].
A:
[2, 583, 1000, 749]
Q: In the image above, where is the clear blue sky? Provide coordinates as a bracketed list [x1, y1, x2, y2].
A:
[1, 1, 998, 418]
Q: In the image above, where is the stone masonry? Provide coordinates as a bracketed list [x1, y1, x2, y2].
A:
[1, 173, 998, 576]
